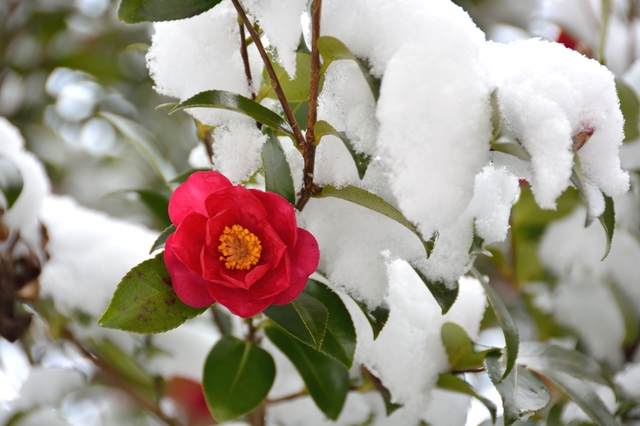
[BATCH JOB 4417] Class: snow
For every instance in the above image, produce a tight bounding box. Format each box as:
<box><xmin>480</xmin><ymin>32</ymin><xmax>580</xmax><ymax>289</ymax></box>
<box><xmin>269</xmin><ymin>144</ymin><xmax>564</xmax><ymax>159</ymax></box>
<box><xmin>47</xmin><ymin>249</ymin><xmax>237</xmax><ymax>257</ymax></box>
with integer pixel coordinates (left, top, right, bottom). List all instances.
<box><xmin>209</xmin><ymin>121</ymin><xmax>267</xmax><ymax>183</ymax></box>
<box><xmin>39</xmin><ymin>195</ymin><xmax>157</xmax><ymax>319</ymax></box>
<box><xmin>147</xmin><ymin>0</ymin><xmax>263</xmax><ymax>126</ymax></box>
<box><xmin>349</xmin><ymin>268</ymin><xmax>486</xmax><ymax>423</ymax></box>
<box><xmin>242</xmin><ymin>0</ymin><xmax>307</xmax><ymax>78</ymax></box>
<box><xmin>488</xmin><ymin>38</ymin><xmax>629</xmax><ymax>209</ymax></box>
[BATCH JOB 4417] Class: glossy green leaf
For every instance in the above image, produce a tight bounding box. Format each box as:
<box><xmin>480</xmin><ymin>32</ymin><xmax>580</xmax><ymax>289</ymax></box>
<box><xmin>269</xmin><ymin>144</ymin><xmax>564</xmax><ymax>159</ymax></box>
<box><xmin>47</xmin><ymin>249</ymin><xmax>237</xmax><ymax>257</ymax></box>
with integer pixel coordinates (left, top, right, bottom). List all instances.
<box><xmin>98</xmin><ymin>253</ymin><xmax>207</xmax><ymax>334</ymax></box>
<box><xmin>118</xmin><ymin>0</ymin><xmax>221</xmax><ymax>24</ymax></box>
<box><xmin>202</xmin><ymin>336</ymin><xmax>275</xmax><ymax>422</ymax></box>
<box><xmin>257</xmin><ymin>52</ymin><xmax>311</xmax><ymax>102</ymax></box>
<box><xmin>598</xmin><ymin>195</ymin><xmax>615</xmax><ymax>261</ymax></box>
<box><xmin>304</xmin><ymin>279</ymin><xmax>356</xmax><ymax>368</ymax></box>
<box><xmin>111</xmin><ymin>189</ymin><xmax>170</xmax><ymax>229</ymax></box>
<box><xmin>518</xmin><ymin>342</ymin><xmax>610</xmax><ymax>386</ymax></box>
<box><xmin>315</xmin><ymin>185</ymin><xmax>434</xmax><ymax>258</ymax></box>
<box><xmin>263</xmin><ymin>292</ymin><xmax>328</xmax><ymax>350</ymax></box>
<box><xmin>149</xmin><ymin>224</ymin><xmax>175</xmax><ymax>254</ymax></box>
<box><xmin>100</xmin><ymin>112</ymin><xmax>176</xmax><ymax>182</ymax></box>
<box><xmin>411</xmin><ymin>264</ymin><xmax>459</xmax><ymax>314</ymax></box>
<box><xmin>265</xmin><ymin>324</ymin><xmax>349</xmax><ymax>420</ymax></box>
<box><xmin>317</xmin><ymin>36</ymin><xmax>381</xmax><ymax>100</ymax></box>
<box><xmin>168</xmin><ymin>167</ymin><xmax>211</xmax><ymax>185</ymax></box>
<box><xmin>441</xmin><ymin>322</ymin><xmax>500</xmax><ymax>371</ymax></box>
<box><xmin>616</xmin><ymin>77</ymin><xmax>640</xmax><ymax>142</ymax></box>
<box><xmin>314</xmin><ymin>120</ymin><xmax>371</xmax><ymax>179</ymax></box>
<box><xmin>437</xmin><ymin>373</ymin><xmax>497</xmax><ymax>424</ymax></box>
<box><xmin>486</xmin><ymin>355</ymin><xmax>551</xmax><ymax>426</ymax></box>
<box><xmin>262</xmin><ymin>129</ymin><xmax>295</xmax><ymax>205</ymax></box>
<box><xmin>169</xmin><ymin>90</ymin><xmax>294</xmax><ymax>138</ymax></box>
<box><xmin>537</xmin><ymin>368</ymin><xmax>619</xmax><ymax>426</ymax></box>
<box><xmin>290</xmin><ymin>101</ymin><xmax>309</xmax><ymax>131</ymax></box>
<box><xmin>354</xmin><ymin>298</ymin><xmax>389</xmax><ymax>340</ymax></box>
<box><xmin>471</xmin><ymin>267</ymin><xmax>519</xmax><ymax>381</ymax></box>
<box><xmin>0</xmin><ymin>156</ymin><xmax>23</xmax><ymax>210</ymax></box>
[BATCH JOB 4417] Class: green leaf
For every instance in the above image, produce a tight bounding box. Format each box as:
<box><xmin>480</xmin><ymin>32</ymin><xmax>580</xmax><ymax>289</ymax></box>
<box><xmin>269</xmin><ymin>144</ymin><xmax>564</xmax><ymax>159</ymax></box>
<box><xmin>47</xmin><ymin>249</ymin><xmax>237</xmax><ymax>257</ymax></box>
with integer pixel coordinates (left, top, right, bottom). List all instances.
<box><xmin>149</xmin><ymin>224</ymin><xmax>175</xmax><ymax>254</ymax></box>
<box><xmin>471</xmin><ymin>267</ymin><xmax>519</xmax><ymax>381</ymax></box>
<box><xmin>315</xmin><ymin>185</ymin><xmax>435</xmax><ymax>258</ymax></box>
<box><xmin>100</xmin><ymin>112</ymin><xmax>176</xmax><ymax>182</ymax></box>
<box><xmin>616</xmin><ymin>78</ymin><xmax>640</xmax><ymax>142</ymax></box>
<box><xmin>491</xmin><ymin>139</ymin><xmax>531</xmax><ymax>161</ymax></box>
<box><xmin>168</xmin><ymin>168</ymin><xmax>211</xmax><ymax>185</ymax></box>
<box><xmin>441</xmin><ymin>322</ymin><xmax>500</xmax><ymax>370</ymax></box>
<box><xmin>354</xmin><ymin>298</ymin><xmax>389</xmax><ymax>340</ymax></box>
<box><xmin>89</xmin><ymin>338</ymin><xmax>155</xmax><ymax>392</ymax></box>
<box><xmin>0</xmin><ymin>156</ymin><xmax>23</xmax><ymax>210</ymax></box>
<box><xmin>265</xmin><ymin>324</ymin><xmax>349</xmax><ymax>420</ymax></box>
<box><xmin>98</xmin><ymin>253</ymin><xmax>207</xmax><ymax>334</ymax></box>
<box><xmin>262</xmin><ymin>129</ymin><xmax>295</xmax><ymax>205</ymax></box>
<box><xmin>518</xmin><ymin>342</ymin><xmax>611</xmax><ymax>386</ymax></box>
<box><xmin>537</xmin><ymin>368</ymin><xmax>619</xmax><ymax>426</ymax></box>
<box><xmin>117</xmin><ymin>0</ymin><xmax>222</xmax><ymax>24</ymax></box>
<box><xmin>598</xmin><ymin>195</ymin><xmax>615</xmax><ymax>261</ymax></box>
<box><xmin>169</xmin><ymin>90</ymin><xmax>295</xmax><ymax>138</ymax></box>
<box><xmin>317</xmin><ymin>36</ymin><xmax>381</xmax><ymax>101</ymax></box>
<box><xmin>290</xmin><ymin>101</ymin><xmax>309</xmax><ymax>131</ymax></box>
<box><xmin>257</xmin><ymin>52</ymin><xmax>311</xmax><ymax>102</ymax></box>
<box><xmin>546</xmin><ymin>401</ymin><xmax>564</xmax><ymax>426</ymax></box>
<box><xmin>202</xmin><ymin>336</ymin><xmax>275</xmax><ymax>422</ymax></box>
<box><xmin>111</xmin><ymin>189</ymin><xmax>171</xmax><ymax>229</ymax></box>
<box><xmin>570</xmin><ymin>150</ymin><xmax>597</xmax><ymax>227</ymax></box>
<box><xmin>304</xmin><ymin>279</ymin><xmax>356</xmax><ymax>368</ymax></box>
<box><xmin>314</xmin><ymin>120</ymin><xmax>371</xmax><ymax>180</ymax></box>
<box><xmin>486</xmin><ymin>355</ymin><xmax>551</xmax><ymax>426</ymax></box>
<box><xmin>263</xmin><ymin>292</ymin><xmax>329</xmax><ymax>350</ymax></box>
<box><xmin>411</xmin><ymin>263</ymin><xmax>459</xmax><ymax>314</ymax></box>
<box><xmin>437</xmin><ymin>373</ymin><xmax>497</xmax><ymax>424</ymax></box>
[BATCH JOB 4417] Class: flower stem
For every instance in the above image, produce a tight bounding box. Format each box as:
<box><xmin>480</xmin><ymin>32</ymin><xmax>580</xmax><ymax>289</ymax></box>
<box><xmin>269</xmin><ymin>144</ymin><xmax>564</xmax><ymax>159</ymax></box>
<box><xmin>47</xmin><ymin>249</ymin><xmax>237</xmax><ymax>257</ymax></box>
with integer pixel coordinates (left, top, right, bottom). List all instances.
<box><xmin>295</xmin><ymin>0</ymin><xmax>323</xmax><ymax>211</ymax></box>
<box><xmin>230</xmin><ymin>0</ymin><xmax>305</xmax><ymax>147</ymax></box>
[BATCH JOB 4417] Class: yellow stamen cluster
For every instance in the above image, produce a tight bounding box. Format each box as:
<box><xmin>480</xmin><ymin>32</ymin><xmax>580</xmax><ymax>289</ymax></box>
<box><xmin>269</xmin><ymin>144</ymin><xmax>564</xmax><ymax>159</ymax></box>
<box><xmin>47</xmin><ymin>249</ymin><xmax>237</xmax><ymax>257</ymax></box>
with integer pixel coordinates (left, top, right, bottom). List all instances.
<box><xmin>218</xmin><ymin>224</ymin><xmax>262</xmax><ymax>270</ymax></box>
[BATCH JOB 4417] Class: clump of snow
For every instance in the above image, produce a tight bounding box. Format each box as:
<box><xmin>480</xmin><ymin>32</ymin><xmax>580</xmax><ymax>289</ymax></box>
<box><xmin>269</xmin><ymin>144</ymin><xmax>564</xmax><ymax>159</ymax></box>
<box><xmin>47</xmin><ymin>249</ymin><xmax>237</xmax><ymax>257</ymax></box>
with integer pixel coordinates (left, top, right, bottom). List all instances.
<box><xmin>411</xmin><ymin>165</ymin><xmax>519</xmax><ymax>287</ymax></box>
<box><xmin>489</xmin><ymin>38</ymin><xmax>629</xmax><ymax>209</ymax></box>
<box><xmin>0</xmin><ymin>117</ymin><xmax>49</xmax><ymax>248</ymax></box>
<box><xmin>615</xmin><ymin>362</ymin><xmax>640</xmax><ymax>399</ymax></box>
<box><xmin>10</xmin><ymin>368</ymin><xmax>85</xmax><ymax>412</ymax></box>
<box><xmin>348</xmin><ymin>267</ymin><xmax>486</xmax><ymax>423</ymax></box>
<box><xmin>242</xmin><ymin>0</ymin><xmax>307</xmax><ymax>77</ymax></box>
<box><xmin>209</xmin><ymin>121</ymin><xmax>266</xmax><ymax>183</ymax></box>
<box><xmin>301</xmin><ymin>197</ymin><xmax>423</xmax><ymax>309</ymax></box>
<box><xmin>147</xmin><ymin>0</ymin><xmax>263</xmax><ymax>126</ymax></box>
<box><xmin>376</xmin><ymin>4</ymin><xmax>492</xmax><ymax>239</ymax></box>
<box><xmin>39</xmin><ymin>195</ymin><xmax>157</xmax><ymax>319</ymax></box>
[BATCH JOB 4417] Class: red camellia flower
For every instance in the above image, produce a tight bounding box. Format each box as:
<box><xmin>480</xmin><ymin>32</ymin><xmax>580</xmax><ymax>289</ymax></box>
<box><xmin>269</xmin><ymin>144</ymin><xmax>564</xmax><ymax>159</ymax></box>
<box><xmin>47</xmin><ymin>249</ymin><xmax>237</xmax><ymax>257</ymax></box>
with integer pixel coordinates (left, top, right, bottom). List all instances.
<box><xmin>164</xmin><ymin>171</ymin><xmax>320</xmax><ymax>318</ymax></box>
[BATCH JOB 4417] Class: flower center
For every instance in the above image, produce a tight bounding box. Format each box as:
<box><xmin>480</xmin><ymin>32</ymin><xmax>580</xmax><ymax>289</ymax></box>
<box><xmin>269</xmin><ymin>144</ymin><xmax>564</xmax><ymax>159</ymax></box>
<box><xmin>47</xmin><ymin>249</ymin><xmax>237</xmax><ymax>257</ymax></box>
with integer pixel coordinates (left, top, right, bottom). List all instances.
<box><xmin>218</xmin><ymin>224</ymin><xmax>262</xmax><ymax>270</ymax></box>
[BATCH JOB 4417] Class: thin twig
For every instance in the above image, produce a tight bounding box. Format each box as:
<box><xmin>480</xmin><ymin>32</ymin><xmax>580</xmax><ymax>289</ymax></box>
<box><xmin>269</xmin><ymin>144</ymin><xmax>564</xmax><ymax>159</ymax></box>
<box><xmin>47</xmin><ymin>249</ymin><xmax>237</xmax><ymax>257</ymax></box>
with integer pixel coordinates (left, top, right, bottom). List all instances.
<box><xmin>452</xmin><ymin>367</ymin><xmax>487</xmax><ymax>374</ymax></box>
<box><xmin>266</xmin><ymin>391</ymin><xmax>307</xmax><ymax>405</ymax></box>
<box><xmin>238</xmin><ymin>17</ymin><xmax>255</xmax><ymax>100</ymax></box>
<box><xmin>230</xmin><ymin>0</ymin><xmax>305</xmax><ymax>147</ymax></box>
<box><xmin>62</xmin><ymin>331</ymin><xmax>183</xmax><ymax>426</ymax></box>
<box><xmin>295</xmin><ymin>0</ymin><xmax>323</xmax><ymax>211</ymax></box>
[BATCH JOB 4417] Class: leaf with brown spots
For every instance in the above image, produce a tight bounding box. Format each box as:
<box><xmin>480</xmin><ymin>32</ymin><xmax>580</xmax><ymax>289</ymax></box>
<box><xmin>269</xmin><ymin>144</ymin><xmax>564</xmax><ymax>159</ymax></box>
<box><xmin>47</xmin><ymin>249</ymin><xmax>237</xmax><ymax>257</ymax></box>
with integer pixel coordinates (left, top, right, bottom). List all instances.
<box><xmin>98</xmin><ymin>253</ymin><xmax>207</xmax><ymax>334</ymax></box>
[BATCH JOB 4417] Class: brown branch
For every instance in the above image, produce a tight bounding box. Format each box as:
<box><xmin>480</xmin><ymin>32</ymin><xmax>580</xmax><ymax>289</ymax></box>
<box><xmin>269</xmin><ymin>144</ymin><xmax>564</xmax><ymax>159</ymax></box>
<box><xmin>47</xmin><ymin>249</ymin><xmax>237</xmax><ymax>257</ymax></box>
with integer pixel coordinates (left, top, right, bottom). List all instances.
<box><xmin>295</xmin><ymin>0</ymin><xmax>323</xmax><ymax>211</ymax></box>
<box><xmin>238</xmin><ymin>17</ymin><xmax>255</xmax><ymax>100</ymax></box>
<box><xmin>230</xmin><ymin>0</ymin><xmax>305</xmax><ymax>147</ymax></box>
<box><xmin>62</xmin><ymin>331</ymin><xmax>183</xmax><ymax>426</ymax></box>
<box><xmin>266</xmin><ymin>391</ymin><xmax>307</xmax><ymax>405</ymax></box>
<box><xmin>452</xmin><ymin>367</ymin><xmax>486</xmax><ymax>375</ymax></box>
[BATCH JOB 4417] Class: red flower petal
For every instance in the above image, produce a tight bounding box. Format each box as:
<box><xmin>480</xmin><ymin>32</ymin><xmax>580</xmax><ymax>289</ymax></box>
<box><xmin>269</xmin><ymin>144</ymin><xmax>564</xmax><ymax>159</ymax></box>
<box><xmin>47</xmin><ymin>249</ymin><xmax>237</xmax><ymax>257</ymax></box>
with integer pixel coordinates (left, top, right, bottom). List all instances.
<box><xmin>165</xmin><ymin>234</ymin><xmax>215</xmax><ymax>308</ymax></box>
<box><xmin>169</xmin><ymin>172</ymin><xmax>232</xmax><ymax>226</ymax></box>
<box><xmin>204</xmin><ymin>186</ymin><xmax>267</xmax><ymax>228</ymax></box>
<box><xmin>250</xmin><ymin>189</ymin><xmax>298</xmax><ymax>248</ymax></box>
<box><xmin>171</xmin><ymin>212</ymin><xmax>208</xmax><ymax>275</ymax></box>
<box><xmin>206</xmin><ymin>283</ymin><xmax>276</xmax><ymax>318</ymax></box>
<box><xmin>247</xmin><ymin>255</ymin><xmax>290</xmax><ymax>300</ymax></box>
<box><xmin>273</xmin><ymin>228</ymin><xmax>320</xmax><ymax>305</ymax></box>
